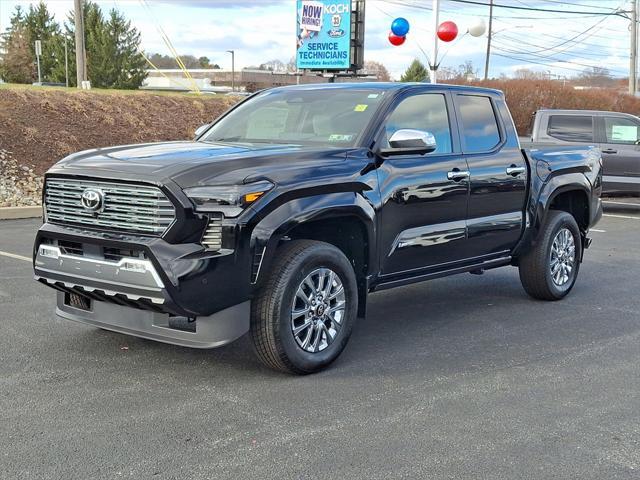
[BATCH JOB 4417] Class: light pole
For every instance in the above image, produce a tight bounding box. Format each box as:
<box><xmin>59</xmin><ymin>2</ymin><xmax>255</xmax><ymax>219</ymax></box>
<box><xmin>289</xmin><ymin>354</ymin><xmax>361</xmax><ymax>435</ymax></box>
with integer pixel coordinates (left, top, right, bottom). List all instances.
<box><xmin>35</xmin><ymin>40</ymin><xmax>42</xmax><ymax>84</ymax></box>
<box><xmin>227</xmin><ymin>50</ymin><xmax>235</xmax><ymax>92</ymax></box>
<box><xmin>430</xmin><ymin>0</ymin><xmax>440</xmax><ymax>84</ymax></box>
<box><xmin>64</xmin><ymin>37</ymin><xmax>69</xmax><ymax>88</ymax></box>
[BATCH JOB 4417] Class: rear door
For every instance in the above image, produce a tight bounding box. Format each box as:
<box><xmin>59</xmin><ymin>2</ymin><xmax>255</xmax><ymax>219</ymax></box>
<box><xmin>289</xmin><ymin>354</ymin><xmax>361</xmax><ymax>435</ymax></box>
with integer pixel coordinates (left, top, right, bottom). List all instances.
<box><xmin>454</xmin><ymin>94</ymin><xmax>527</xmax><ymax>258</ymax></box>
<box><xmin>597</xmin><ymin>115</ymin><xmax>640</xmax><ymax>192</ymax></box>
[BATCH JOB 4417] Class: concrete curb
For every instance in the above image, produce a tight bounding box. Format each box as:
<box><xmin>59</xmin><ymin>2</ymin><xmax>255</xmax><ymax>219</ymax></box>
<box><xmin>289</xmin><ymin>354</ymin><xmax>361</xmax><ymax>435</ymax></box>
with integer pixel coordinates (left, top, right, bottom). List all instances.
<box><xmin>0</xmin><ymin>206</ymin><xmax>42</xmax><ymax>220</ymax></box>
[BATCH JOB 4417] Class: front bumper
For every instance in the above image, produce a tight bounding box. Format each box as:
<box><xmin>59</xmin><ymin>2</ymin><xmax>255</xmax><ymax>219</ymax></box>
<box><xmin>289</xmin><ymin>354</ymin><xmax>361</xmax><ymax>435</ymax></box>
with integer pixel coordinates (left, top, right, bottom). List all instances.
<box><xmin>36</xmin><ymin>244</ymin><xmax>166</xmax><ymax>304</ymax></box>
<box><xmin>34</xmin><ymin>222</ymin><xmax>253</xmax><ymax>318</ymax></box>
<box><xmin>57</xmin><ymin>292</ymin><xmax>249</xmax><ymax>348</ymax></box>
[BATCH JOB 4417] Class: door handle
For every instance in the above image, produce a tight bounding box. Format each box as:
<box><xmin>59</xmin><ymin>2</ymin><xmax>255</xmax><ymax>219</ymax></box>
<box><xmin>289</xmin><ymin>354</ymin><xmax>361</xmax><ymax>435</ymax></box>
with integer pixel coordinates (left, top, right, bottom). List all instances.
<box><xmin>447</xmin><ymin>169</ymin><xmax>470</xmax><ymax>181</ymax></box>
<box><xmin>601</xmin><ymin>148</ymin><xmax>617</xmax><ymax>154</ymax></box>
<box><xmin>506</xmin><ymin>165</ymin><xmax>526</xmax><ymax>176</ymax></box>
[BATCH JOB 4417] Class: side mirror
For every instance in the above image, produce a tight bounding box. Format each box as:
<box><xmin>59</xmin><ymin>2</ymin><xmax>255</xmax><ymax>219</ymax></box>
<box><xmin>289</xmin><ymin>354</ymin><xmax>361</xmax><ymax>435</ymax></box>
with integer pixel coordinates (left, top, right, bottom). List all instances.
<box><xmin>194</xmin><ymin>123</ymin><xmax>210</xmax><ymax>139</ymax></box>
<box><xmin>378</xmin><ymin>129</ymin><xmax>437</xmax><ymax>157</ymax></box>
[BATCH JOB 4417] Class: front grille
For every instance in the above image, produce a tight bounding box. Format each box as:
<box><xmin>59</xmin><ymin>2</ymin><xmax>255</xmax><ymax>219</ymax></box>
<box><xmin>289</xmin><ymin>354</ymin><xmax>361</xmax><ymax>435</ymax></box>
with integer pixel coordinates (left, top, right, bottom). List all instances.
<box><xmin>201</xmin><ymin>214</ymin><xmax>223</xmax><ymax>250</ymax></box>
<box><xmin>45</xmin><ymin>178</ymin><xmax>176</xmax><ymax>236</ymax></box>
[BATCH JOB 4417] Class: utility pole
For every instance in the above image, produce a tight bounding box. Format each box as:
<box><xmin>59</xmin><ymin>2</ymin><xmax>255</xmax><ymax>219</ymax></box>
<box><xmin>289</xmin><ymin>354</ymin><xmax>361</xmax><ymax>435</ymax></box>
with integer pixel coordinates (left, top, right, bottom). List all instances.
<box><xmin>630</xmin><ymin>0</ymin><xmax>638</xmax><ymax>95</ymax></box>
<box><xmin>74</xmin><ymin>0</ymin><xmax>87</xmax><ymax>88</ymax></box>
<box><xmin>227</xmin><ymin>50</ymin><xmax>235</xmax><ymax>92</ymax></box>
<box><xmin>484</xmin><ymin>0</ymin><xmax>494</xmax><ymax>80</ymax></box>
<box><xmin>430</xmin><ymin>0</ymin><xmax>440</xmax><ymax>84</ymax></box>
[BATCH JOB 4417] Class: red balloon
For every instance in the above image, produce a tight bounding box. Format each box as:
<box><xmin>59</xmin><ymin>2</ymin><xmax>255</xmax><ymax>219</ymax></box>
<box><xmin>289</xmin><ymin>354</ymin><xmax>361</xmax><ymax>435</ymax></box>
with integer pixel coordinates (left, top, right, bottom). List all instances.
<box><xmin>388</xmin><ymin>31</ymin><xmax>406</xmax><ymax>46</ymax></box>
<box><xmin>437</xmin><ymin>21</ymin><xmax>458</xmax><ymax>42</ymax></box>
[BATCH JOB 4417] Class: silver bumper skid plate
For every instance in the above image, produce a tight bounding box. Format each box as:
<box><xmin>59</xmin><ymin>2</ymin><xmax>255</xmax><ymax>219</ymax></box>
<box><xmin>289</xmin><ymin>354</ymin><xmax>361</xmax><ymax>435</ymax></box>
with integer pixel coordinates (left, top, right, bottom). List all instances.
<box><xmin>35</xmin><ymin>244</ymin><xmax>165</xmax><ymax>304</ymax></box>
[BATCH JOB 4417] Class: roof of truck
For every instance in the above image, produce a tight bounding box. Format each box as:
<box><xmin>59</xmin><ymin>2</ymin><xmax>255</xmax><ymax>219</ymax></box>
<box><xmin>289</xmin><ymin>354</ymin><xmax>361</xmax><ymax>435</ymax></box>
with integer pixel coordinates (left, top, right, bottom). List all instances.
<box><xmin>536</xmin><ymin>109</ymin><xmax>637</xmax><ymax>116</ymax></box>
<box><xmin>268</xmin><ymin>82</ymin><xmax>504</xmax><ymax>96</ymax></box>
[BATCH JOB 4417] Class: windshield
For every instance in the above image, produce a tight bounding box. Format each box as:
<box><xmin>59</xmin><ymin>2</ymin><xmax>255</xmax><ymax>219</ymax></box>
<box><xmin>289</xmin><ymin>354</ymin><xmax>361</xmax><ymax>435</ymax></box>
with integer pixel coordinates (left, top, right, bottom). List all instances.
<box><xmin>200</xmin><ymin>88</ymin><xmax>386</xmax><ymax>148</ymax></box>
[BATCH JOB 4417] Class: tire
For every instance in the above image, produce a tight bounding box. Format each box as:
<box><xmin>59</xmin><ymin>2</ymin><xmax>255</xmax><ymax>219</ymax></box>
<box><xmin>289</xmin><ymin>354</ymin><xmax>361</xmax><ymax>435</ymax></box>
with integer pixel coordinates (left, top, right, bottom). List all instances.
<box><xmin>250</xmin><ymin>240</ymin><xmax>358</xmax><ymax>374</ymax></box>
<box><xmin>518</xmin><ymin>210</ymin><xmax>581</xmax><ymax>301</ymax></box>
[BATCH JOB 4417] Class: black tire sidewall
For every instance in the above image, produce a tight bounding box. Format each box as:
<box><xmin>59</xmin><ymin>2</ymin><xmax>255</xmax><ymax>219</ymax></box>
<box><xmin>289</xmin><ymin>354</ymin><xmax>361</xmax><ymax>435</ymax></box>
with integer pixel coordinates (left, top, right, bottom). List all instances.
<box><xmin>275</xmin><ymin>244</ymin><xmax>358</xmax><ymax>373</ymax></box>
<box><xmin>544</xmin><ymin>213</ymin><xmax>581</xmax><ymax>298</ymax></box>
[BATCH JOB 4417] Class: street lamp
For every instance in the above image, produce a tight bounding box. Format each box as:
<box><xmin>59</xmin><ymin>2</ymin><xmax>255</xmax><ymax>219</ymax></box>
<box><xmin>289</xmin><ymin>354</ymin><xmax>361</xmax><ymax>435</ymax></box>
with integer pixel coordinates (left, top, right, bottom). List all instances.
<box><xmin>226</xmin><ymin>50</ymin><xmax>235</xmax><ymax>92</ymax></box>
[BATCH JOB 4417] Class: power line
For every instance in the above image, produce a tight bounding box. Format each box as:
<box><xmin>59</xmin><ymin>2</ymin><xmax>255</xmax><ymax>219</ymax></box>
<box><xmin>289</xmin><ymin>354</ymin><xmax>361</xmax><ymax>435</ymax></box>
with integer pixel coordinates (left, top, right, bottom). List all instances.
<box><xmin>492</xmin><ymin>52</ymin><xmax>609</xmax><ymax>74</ymax></box>
<box><xmin>446</xmin><ymin>0</ymin><xmax>627</xmax><ymax>17</ymax></box>
<box><xmin>380</xmin><ymin>0</ymin><xmax>628</xmax><ymax>20</ymax></box>
<box><xmin>491</xmin><ymin>43</ymin><xmax>628</xmax><ymax>75</ymax></box>
<box><xmin>496</xmin><ymin>34</ymin><xmax>625</xmax><ymax>58</ymax></box>
<box><xmin>532</xmin><ymin>0</ymin><xmax>623</xmax><ymax>10</ymax></box>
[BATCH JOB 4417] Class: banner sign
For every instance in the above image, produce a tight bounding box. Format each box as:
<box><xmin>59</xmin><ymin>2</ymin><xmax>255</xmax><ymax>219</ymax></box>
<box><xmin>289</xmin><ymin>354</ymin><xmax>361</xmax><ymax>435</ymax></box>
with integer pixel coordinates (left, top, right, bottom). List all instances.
<box><xmin>296</xmin><ymin>0</ymin><xmax>352</xmax><ymax>70</ymax></box>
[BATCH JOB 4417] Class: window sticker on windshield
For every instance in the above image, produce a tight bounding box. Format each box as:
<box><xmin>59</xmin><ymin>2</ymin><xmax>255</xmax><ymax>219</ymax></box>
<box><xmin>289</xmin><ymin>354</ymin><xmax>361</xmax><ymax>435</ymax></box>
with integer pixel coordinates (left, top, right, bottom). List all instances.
<box><xmin>354</xmin><ymin>104</ymin><xmax>368</xmax><ymax>112</ymax></box>
<box><xmin>367</xmin><ymin>93</ymin><xmax>379</xmax><ymax>99</ymax></box>
<box><xmin>611</xmin><ymin>125</ymin><xmax>638</xmax><ymax>141</ymax></box>
<box><xmin>328</xmin><ymin>134</ymin><xmax>354</xmax><ymax>142</ymax></box>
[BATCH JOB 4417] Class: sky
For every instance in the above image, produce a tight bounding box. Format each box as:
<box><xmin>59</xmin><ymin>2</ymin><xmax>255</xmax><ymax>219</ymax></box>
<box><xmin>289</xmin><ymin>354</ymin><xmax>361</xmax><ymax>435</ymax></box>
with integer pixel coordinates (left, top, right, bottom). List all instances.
<box><xmin>0</xmin><ymin>0</ymin><xmax>633</xmax><ymax>80</ymax></box>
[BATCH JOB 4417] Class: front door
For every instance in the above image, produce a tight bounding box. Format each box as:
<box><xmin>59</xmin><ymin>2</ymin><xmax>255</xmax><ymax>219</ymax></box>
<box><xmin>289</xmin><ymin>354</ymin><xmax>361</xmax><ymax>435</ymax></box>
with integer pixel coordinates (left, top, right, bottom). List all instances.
<box><xmin>377</xmin><ymin>91</ymin><xmax>470</xmax><ymax>276</ymax></box>
<box><xmin>598</xmin><ymin>115</ymin><xmax>640</xmax><ymax>193</ymax></box>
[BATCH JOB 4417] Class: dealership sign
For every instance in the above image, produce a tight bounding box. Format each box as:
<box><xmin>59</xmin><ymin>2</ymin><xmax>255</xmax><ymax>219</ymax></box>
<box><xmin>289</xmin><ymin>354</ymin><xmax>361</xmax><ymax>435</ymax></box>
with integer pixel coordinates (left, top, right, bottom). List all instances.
<box><xmin>296</xmin><ymin>0</ymin><xmax>352</xmax><ymax>70</ymax></box>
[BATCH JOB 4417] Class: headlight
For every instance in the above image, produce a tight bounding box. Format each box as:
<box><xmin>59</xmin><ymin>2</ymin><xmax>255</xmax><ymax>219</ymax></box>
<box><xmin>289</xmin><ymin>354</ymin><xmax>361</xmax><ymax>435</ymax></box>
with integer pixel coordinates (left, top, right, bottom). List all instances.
<box><xmin>184</xmin><ymin>181</ymin><xmax>273</xmax><ymax>217</ymax></box>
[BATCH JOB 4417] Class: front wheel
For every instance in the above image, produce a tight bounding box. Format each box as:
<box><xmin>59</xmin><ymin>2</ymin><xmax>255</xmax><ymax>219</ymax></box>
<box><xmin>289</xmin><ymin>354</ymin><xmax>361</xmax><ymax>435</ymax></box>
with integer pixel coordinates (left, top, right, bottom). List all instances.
<box><xmin>518</xmin><ymin>210</ymin><xmax>581</xmax><ymax>301</ymax></box>
<box><xmin>250</xmin><ymin>240</ymin><xmax>358</xmax><ymax>374</ymax></box>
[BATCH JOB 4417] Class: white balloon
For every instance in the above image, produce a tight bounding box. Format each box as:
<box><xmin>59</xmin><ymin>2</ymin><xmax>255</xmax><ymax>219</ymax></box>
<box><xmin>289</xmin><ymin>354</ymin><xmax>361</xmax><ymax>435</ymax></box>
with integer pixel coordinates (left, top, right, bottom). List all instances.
<box><xmin>468</xmin><ymin>19</ymin><xmax>486</xmax><ymax>37</ymax></box>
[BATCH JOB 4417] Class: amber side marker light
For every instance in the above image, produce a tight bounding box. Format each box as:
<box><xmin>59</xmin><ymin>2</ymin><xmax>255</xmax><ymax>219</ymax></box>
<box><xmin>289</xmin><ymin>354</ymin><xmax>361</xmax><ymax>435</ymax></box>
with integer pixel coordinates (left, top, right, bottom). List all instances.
<box><xmin>244</xmin><ymin>191</ymin><xmax>265</xmax><ymax>204</ymax></box>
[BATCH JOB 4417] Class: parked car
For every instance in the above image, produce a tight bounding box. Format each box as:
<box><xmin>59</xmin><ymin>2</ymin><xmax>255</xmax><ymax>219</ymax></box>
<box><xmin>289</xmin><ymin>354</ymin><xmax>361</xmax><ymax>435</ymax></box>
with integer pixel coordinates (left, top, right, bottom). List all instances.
<box><xmin>34</xmin><ymin>83</ymin><xmax>603</xmax><ymax>374</ymax></box>
<box><xmin>523</xmin><ymin>109</ymin><xmax>640</xmax><ymax>195</ymax></box>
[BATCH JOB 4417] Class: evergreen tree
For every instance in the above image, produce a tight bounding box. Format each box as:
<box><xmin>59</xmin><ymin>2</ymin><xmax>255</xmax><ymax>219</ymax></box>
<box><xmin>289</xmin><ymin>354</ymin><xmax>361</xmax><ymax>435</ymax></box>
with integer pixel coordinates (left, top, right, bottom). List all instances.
<box><xmin>24</xmin><ymin>1</ymin><xmax>61</xmax><ymax>82</ymax></box>
<box><xmin>2</xmin><ymin>1</ymin><xmax>146</xmax><ymax>89</ymax></box>
<box><xmin>0</xmin><ymin>23</ymin><xmax>34</xmax><ymax>83</ymax></box>
<box><xmin>0</xmin><ymin>6</ymin><xmax>32</xmax><ymax>83</ymax></box>
<box><xmin>106</xmin><ymin>9</ymin><xmax>146</xmax><ymax>89</ymax></box>
<box><xmin>400</xmin><ymin>59</ymin><xmax>428</xmax><ymax>83</ymax></box>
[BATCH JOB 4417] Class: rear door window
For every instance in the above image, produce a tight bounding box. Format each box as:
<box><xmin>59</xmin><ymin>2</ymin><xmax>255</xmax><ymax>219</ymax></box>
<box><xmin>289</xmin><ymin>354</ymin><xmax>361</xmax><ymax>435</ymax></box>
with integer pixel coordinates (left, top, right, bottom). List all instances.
<box><xmin>547</xmin><ymin>115</ymin><xmax>594</xmax><ymax>142</ymax></box>
<box><xmin>456</xmin><ymin>95</ymin><xmax>501</xmax><ymax>153</ymax></box>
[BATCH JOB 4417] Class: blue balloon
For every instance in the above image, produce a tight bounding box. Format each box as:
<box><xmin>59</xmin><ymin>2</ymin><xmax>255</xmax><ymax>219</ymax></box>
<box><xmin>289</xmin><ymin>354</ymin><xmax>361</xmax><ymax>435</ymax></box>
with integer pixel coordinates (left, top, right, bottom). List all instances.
<box><xmin>391</xmin><ymin>17</ymin><xmax>410</xmax><ymax>37</ymax></box>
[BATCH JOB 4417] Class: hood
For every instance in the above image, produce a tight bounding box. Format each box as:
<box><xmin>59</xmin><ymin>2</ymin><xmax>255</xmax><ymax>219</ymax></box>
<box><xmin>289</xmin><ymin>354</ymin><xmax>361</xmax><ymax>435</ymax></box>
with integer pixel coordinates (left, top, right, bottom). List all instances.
<box><xmin>49</xmin><ymin>141</ymin><xmax>354</xmax><ymax>188</ymax></box>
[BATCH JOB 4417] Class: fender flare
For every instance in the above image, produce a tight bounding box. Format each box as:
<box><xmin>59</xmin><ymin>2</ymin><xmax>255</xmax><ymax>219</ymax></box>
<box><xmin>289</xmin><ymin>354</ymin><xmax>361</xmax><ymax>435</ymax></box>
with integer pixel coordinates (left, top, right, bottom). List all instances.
<box><xmin>249</xmin><ymin>191</ymin><xmax>377</xmax><ymax>287</ymax></box>
<box><xmin>513</xmin><ymin>172</ymin><xmax>591</xmax><ymax>259</ymax></box>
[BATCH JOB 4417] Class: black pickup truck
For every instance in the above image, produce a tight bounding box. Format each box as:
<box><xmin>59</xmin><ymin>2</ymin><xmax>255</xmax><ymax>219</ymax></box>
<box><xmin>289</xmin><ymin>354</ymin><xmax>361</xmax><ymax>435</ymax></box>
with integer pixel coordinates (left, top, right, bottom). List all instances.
<box><xmin>34</xmin><ymin>83</ymin><xmax>603</xmax><ymax>374</ymax></box>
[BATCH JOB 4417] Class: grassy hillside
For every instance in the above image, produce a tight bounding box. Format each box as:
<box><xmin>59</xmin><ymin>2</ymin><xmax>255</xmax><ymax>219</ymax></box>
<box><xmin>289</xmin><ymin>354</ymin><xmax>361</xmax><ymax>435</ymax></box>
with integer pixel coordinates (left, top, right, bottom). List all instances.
<box><xmin>0</xmin><ymin>85</ymin><xmax>239</xmax><ymax>175</ymax></box>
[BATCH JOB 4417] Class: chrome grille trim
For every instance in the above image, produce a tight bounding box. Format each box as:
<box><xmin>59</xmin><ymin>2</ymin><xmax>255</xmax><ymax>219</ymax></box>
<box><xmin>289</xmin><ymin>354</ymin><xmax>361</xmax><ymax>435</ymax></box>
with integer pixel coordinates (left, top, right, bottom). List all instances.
<box><xmin>202</xmin><ymin>214</ymin><xmax>223</xmax><ymax>251</ymax></box>
<box><xmin>45</xmin><ymin>178</ymin><xmax>176</xmax><ymax>235</ymax></box>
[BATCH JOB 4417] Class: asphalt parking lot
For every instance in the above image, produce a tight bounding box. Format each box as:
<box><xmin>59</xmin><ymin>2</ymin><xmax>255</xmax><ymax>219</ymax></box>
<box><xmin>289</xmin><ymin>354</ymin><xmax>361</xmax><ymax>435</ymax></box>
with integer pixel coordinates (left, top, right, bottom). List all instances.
<box><xmin>1</xmin><ymin>209</ymin><xmax>639</xmax><ymax>479</ymax></box>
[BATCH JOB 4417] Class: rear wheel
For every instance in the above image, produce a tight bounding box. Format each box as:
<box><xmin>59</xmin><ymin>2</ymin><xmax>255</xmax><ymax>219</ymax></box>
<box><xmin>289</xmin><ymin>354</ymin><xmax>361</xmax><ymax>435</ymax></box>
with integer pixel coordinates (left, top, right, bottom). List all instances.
<box><xmin>518</xmin><ymin>210</ymin><xmax>581</xmax><ymax>301</ymax></box>
<box><xmin>250</xmin><ymin>240</ymin><xmax>358</xmax><ymax>374</ymax></box>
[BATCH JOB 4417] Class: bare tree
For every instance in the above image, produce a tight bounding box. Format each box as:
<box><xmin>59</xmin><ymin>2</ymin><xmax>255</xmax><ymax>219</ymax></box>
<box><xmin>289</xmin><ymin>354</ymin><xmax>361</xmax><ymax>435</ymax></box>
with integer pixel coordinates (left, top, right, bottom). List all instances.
<box><xmin>576</xmin><ymin>66</ymin><xmax>614</xmax><ymax>88</ymax></box>
<box><xmin>362</xmin><ymin>60</ymin><xmax>391</xmax><ymax>81</ymax></box>
<box><xmin>259</xmin><ymin>59</ymin><xmax>286</xmax><ymax>72</ymax></box>
<box><xmin>514</xmin><ymin>68</ymin><xmax>547</xmax><ymax>80</ymax></box>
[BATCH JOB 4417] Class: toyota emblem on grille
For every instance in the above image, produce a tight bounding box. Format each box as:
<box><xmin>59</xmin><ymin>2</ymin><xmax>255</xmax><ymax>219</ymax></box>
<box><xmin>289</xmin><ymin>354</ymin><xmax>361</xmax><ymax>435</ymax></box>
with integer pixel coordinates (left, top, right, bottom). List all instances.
<box><xmin>80</xmin><ymin>188</ymin><xmax>104</xmax><ymax>212</ymax></box>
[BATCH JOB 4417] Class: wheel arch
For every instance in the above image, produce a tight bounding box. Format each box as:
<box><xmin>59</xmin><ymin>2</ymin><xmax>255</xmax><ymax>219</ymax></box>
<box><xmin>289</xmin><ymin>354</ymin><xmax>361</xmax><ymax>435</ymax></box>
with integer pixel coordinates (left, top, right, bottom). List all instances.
<box><xmin>513</xmin><ymin>172</ymin><xmax>592</xmax><ymax>260</ymax></box>
<box><xmin>250</xmin><ymin>192</ymin><xmax>376</xmax><ymax>317</ymax></box>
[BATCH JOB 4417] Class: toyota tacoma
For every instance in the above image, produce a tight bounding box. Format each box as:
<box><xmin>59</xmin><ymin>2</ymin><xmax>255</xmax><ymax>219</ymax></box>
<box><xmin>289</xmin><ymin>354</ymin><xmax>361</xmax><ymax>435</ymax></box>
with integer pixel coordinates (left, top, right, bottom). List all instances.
<box><xmin>34</xmin><ymin>83</ymin><xmax>603</xmax><ymax>374</ymax></box>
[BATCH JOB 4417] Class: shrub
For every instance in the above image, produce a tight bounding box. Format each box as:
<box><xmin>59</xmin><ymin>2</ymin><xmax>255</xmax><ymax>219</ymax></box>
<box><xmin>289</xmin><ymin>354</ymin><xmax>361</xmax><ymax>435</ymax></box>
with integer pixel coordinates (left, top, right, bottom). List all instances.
<box><xmin>447</xmin><ymin>79</ymin><xmax>640</xmax><ymax>135</ymax></box>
